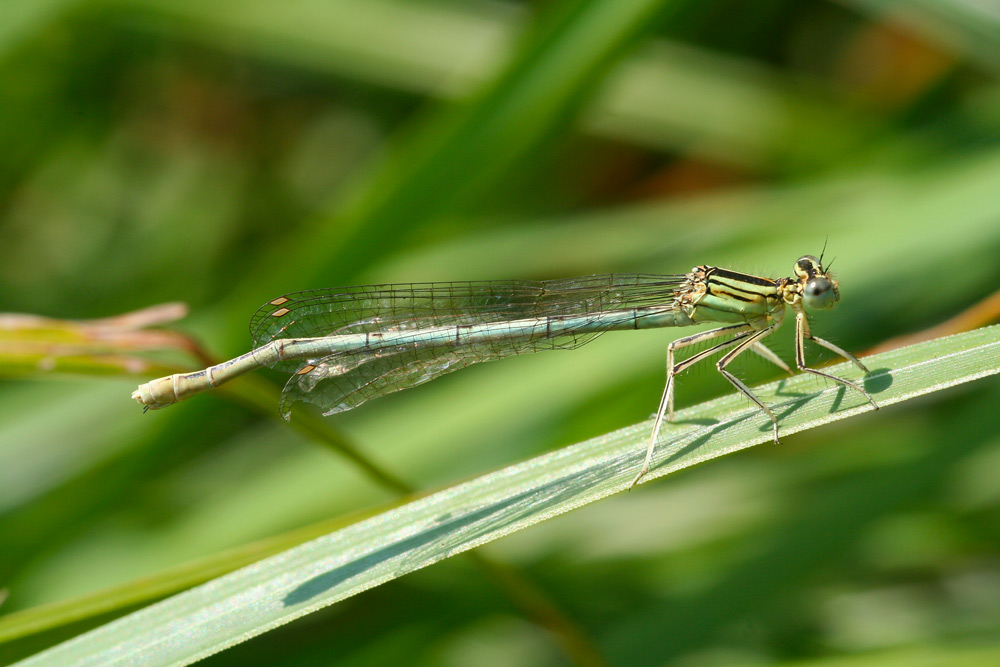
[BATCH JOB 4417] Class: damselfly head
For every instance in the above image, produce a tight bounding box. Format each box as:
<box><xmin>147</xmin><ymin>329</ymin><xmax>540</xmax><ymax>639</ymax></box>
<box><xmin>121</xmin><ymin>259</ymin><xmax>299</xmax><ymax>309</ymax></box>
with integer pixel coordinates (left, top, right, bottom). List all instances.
<box><xmin>795</xmin><ymin>255</ymin><xmax>840</xmax><ymax>310</ymax></box>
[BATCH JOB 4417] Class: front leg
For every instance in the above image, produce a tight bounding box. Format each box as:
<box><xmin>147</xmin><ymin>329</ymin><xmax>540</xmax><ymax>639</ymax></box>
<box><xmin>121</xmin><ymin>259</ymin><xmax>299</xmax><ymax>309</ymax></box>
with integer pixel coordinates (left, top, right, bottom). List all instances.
<box><xmin>794</xmin><ymin>309</ymin><xmax>879</xmax><ymax>410</ymax></box>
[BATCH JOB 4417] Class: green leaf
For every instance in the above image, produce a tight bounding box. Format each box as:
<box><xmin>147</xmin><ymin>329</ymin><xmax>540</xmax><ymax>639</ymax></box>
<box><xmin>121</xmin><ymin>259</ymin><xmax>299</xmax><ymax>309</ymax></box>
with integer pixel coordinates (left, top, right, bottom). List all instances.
<box><xmin>14</xmin><ymin>326</ymin><xmax>1000</xmax><ymax>666</ymax></box>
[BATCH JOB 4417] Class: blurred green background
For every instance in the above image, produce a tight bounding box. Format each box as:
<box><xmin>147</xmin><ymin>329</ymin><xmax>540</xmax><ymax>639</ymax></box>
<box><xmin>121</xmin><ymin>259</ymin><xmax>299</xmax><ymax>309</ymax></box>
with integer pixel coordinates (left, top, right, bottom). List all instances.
<box><xmin>2</xmin><ymin>0</ymin><xmax>1000</xmax><ymax>664</ymax></box>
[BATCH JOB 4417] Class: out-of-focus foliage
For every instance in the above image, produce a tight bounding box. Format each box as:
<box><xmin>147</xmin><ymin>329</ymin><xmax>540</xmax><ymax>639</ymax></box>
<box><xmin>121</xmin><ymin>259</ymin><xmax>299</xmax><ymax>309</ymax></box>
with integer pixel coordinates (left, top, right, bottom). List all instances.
<box><xmin>1</xmin><ymin>0</ymin><xmax>999</xmax><ymax>665</ymax></box>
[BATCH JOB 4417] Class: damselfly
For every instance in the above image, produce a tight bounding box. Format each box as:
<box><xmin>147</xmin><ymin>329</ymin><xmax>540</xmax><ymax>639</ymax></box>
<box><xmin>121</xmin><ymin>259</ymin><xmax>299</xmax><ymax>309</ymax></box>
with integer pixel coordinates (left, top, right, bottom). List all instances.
<box><xmin>133</xmin><ymin>254</ymin><xmax>878</xmax><ymax>486</ymax></box>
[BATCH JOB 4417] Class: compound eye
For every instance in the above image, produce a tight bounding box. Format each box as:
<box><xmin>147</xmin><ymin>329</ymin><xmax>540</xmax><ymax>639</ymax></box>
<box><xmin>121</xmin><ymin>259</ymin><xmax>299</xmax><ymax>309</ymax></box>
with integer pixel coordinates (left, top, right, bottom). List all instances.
<box><xmin>803</xmin><ymin>277</ymin><xmax>837</xmax><ymax>309</ymax></box>
<box><xmin>794</xmin><ymin>255</ymin><xmax>821</xmax><ymax>279</ymax></box>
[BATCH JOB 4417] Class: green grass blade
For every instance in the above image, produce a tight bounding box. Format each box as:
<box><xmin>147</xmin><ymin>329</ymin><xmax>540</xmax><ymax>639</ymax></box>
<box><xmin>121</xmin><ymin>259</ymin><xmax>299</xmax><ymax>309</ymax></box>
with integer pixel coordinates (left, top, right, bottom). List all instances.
<box><xmin>0</xmin><ymin>511</ymin><xmax>370</xmax><ymax>647</ymax></box>
<box><xmin>14</xmin><ymin>326</ymin><xmax>1000</xmax><ymax>667</ymax></box>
